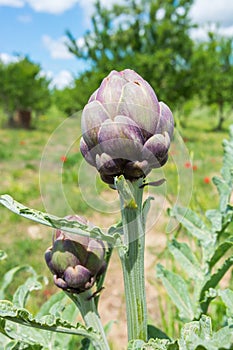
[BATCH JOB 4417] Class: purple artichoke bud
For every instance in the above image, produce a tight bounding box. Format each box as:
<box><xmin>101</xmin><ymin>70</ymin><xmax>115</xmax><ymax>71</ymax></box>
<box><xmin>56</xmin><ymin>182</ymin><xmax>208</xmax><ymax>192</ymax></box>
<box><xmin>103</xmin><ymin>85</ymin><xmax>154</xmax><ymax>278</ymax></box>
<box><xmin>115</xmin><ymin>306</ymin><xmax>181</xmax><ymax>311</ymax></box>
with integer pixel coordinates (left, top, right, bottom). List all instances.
<box><xmin>45</xmin><ymin>215</ymin><xmax>106</xmax><ymax>294</ymax></box>
<box><xmin>80</xmin><ymin>69</ymin><xmax>174</xmax><ymax>185</ymax></box>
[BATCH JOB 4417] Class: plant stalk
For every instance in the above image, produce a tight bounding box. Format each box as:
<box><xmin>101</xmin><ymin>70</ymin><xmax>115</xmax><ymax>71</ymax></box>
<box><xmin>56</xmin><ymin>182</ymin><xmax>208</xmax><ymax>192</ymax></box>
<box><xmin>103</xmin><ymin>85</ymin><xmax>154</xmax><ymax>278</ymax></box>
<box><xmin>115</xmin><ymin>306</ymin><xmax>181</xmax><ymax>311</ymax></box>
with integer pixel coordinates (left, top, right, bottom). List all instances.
<box><xmin>117</xmin><ymin>179</ymin><xmax>148</xmax><ymax>341</ymax></box>
<box><xmin>67</xmin><ymin>291</ymin><xmax>110</xmax><ymax>350</ymax></box>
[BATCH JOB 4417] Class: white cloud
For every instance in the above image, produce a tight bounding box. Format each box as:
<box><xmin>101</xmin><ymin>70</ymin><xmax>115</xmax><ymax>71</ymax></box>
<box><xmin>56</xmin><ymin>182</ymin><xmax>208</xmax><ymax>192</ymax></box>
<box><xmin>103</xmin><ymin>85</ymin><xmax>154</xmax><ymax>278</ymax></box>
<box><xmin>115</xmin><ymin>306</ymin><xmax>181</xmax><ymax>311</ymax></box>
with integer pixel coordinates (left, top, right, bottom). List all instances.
<box><xmin>0</xmin><ymin>53</ymin><xmax>19</xmax><ymax>64</ymax></box>
<box><xmin>219</xmin><ymin>25</ymin><xmax>233</xmax><ymax>37</ymax></box>
<box><xmin>51</xmin><ymin>70</ymin><xmax>74</xmax><ymax>89</ymax></box>
<box><xmin>191</xmin><ymin>0</ymin><xmax>233</xmax><ymax>27</ymax></box>
<box><xmin>42</xmin><ymin>35</ymin><xmax>73</xmax><ymax>60</ymax></box>
<box><xmin>0</xmin><ymin>0</ymin><xmax>79</xmax><ymax>13</ymax></box>
<box><xmin>26</xmin><ymin>0</ymin><xmax>78</xmax><ymax>14</ymax></box>
<box><xmin>0</xmin><ymin>0</ymin><xmax>23</xmax><ymax>7</ymax></box>
<box><xmin>40</xmin><ymin>69</ymin><xmax>74</xmax><ymax>89</ymax></box>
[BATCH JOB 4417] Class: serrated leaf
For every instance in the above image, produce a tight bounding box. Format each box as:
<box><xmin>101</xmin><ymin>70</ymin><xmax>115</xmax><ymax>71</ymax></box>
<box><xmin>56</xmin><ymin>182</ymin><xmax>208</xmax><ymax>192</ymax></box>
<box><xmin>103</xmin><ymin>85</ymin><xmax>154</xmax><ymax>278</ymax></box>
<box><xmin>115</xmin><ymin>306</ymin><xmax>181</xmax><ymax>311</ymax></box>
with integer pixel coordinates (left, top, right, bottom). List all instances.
<box><xmin>179</xmin><ymin>315</ymin><xmax>233</xmax><ymax>350</ymax></box>
<box><xmin>169</xmin><ymin>206</ymin><xmax>214</xmax><ymax>244</ymax></box>
<box><xmin>168</xmin><ymin>240</ymin><xmax>202</xmax><ymax>280</ymax></box>
<box><xmin>128</xmin><ymin>339</ymin><xmax>177</xmax><ymax>350</ymax></box>
<box><xmin>222</xmin><ymin>204</ymin><xmax>233</xmax><ymax>230</ymax></box>
<box><xmin>212</xmin><ymin>176</ymin><xmax>231</xmax><ymax>213</ymax></box>
<box><xmin>0</xmin><ymin>195</ymin><xmax>115</xmax><ymax>243</ymax></box>
<box><xmin>5</xmin><ymin>340</ymin><xmax>43</xmax><ymax>350</ymax></box>
<box><xmin>0</xmin><ymin>317</ymin><xmax>9</xmax><ymax>338</ymax></box>
<box><xmin>157</xmin><ymin>264</ymin><xmax>194</xmax><ymax>320</ymax></box>
<box><xmin>205</xmin><ymin>209</ymin><xmax>223</xmax><ymax>232</ymax></box>
<box><xmin>219</xmin><ymin>289</ymin><xmax>233</xmax><ymax>315</ymax></box>
<box><xmin>115</xmin><ymin>176</ymin><xmax>138</xmax><ymax>209</ymax></box>
<box><xmin>0</xmin><ymin>266</ymin><xmax>36</xmax><ymax>300</ymax></box>
<box><xmin>147</xmin><ymin>324</ymin><xmax>170</xmax><ymax>340</ymax></box>
<box><xmin>200</xmin><ymin>257</ymin><xmax>233</xmax><ymax>313</ymax></box>
<box><xmin>0</xmin><ymin>300</ymin><xmax>98</xmax><ymax>341</ymax></box>
<box><xmin>127</xmin><ymin>339</ymin><xmax>145</xmax><ymax>350</ymax></box>
<box><xmin>13</xmin><ymin>277</ymin><xmax>43</xmax><ymax>308</ymax></box>
<box><xmin>221</xmin><ymin>127</ymin><xmax>233</xmax><ymax>184</ymax></box>
<box><xmin>208</xmin><ymin>237</ymin><xmax>233</xmax><ymax>270</ymax></box>
<box><xmin>36</xmin><ymin>292</ymin><xmax>66</xmax><ymax>318</ymax></box>
<box><xmin>142</xmin><ymin>196</ymin><xmax>154</xmax><ymax>230</ymax></box>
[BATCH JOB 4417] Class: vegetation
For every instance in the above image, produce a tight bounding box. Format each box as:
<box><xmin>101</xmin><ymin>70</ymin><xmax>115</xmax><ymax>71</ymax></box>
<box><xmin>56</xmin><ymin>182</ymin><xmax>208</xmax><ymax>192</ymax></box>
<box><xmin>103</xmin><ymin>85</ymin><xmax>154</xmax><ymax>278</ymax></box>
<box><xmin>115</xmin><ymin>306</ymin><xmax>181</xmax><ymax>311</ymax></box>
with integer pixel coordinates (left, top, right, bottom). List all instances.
<box><xmin>0</xmin><ymin>0</ymin><xmax>233</xmax><ymax>348</ymax></box>
<box><xmin>0</xmin><ymin>56</ymin><xmax>51</xmax><ymax>128</ymax></box>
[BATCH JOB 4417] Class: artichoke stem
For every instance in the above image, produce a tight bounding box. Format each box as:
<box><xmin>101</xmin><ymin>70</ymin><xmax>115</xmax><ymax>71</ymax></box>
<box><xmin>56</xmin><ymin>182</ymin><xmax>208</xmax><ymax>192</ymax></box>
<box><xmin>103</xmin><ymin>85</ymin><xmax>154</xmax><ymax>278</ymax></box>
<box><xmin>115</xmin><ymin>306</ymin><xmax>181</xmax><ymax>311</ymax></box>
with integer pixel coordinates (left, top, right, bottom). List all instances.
<box><xmin>118</xmin><ymin>179</ymin><xmax>148</xmax><ymax>341</ymax></box>
<box><xmin>67</xmin><ymin>290</ymin><xmax>110</xmax><ymax>350</ymax></box>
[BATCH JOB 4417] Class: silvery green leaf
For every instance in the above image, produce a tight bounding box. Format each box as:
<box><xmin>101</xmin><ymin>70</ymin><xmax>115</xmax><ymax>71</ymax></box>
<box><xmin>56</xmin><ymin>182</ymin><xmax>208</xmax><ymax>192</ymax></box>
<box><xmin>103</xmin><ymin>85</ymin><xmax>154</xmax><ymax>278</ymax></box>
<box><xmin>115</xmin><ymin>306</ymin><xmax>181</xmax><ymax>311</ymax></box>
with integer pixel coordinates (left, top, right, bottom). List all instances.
<box><xmin>0</xmin><ymin>195</ymin><xmax>115</xmax><ymax>243</ymax></box>
<box><xmin>13</xmin><ymin>277</ymin><xmax>43</xmax><ymax>308</ymax></box>
<box><xmin>219</xmin><ymin>289</ymin><xmax>233</xmax><ymax>316</ymax></box>
<box><xmin>169</xmin><ymin>206</ymin><xmax>214</xmax><ymax>244</ymax></box>
<box><xmin>5</xmin><ymin>341</ymin><xmax>43</xmax><ymax>350</ymax></box>
<box><xmin>115</xmin><ymin>176</ymin><xmax>138</xmax><ymax>209</ymax></box>
<box><xmin>212</xmin><ymin>176</ymin><xmax>231</xmax><ymax>213</ymax></box>
<box><xmin>208</xmin><ymin>236</ymin><xmax>233</xmax><ymax>270</ymax></box>
<box><xmin>168</xmin><ymin>239</ymin><xmax>202</xmax><ymax>281</ymax></box>
<box><xmin>0</xmin><ymin>265</ymin><xmax>36</xmax><ymax>300</ymax></box>
<box><xmin>157</xmin><ymin>264</ymin><xmax>194</xmax><ymax>321</ymax></box>
<box><xmin>0</xmin><ymin>300</ymin><xmax>98</xmax><ymax>341</ymax></box>
<box><xmin>199</xmin><ymin>256</ymin><xmax>233</xmax><ymax>313</ymax></box>
<box><xmin>142</xmin><ymin>196</ymin><xmax>154</xmax><ymax>230</ymax></box>
<box><xmin>127</xmin><ymin>339</ymin><xmax>145</xmax><ymax>350</ymax></box>
<box><xmin>179</xmin><ymin>315</ymin><xmax>233</xmax><ymax>350</ymax></box>
<box><xmin>205</xmin><ymin>209</ymin><xmax>222</xmax><ymax>232</ymax></box>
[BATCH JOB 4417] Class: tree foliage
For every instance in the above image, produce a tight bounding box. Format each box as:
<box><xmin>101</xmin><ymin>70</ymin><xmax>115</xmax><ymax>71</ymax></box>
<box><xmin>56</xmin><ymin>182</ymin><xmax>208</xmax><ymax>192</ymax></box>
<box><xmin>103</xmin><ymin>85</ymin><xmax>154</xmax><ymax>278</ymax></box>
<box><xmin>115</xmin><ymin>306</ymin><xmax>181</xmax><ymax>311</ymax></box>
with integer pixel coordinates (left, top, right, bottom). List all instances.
<box><xmin>0</xmin><ymin>56</ymin><xmax>51</xmax><ymax>126</ymax></box>
<box><xmin>192</xmin><ymin>33</ymin><xmax>233</xmax><ymax>130</ymax></box>
<box><xmin>66</xmin><ymin>0</ymin><xmax>196</xmax><ymax>108</ymax></box>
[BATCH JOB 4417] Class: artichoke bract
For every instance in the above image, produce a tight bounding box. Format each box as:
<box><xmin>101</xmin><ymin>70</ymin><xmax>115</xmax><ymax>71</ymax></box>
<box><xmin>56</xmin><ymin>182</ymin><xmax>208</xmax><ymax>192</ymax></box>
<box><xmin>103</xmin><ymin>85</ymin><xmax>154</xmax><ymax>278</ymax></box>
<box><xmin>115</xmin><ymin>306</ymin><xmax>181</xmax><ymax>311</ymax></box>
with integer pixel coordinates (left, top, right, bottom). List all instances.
<box><xmin>80</xmin><ymin>69</ymin><xmax>174</xmax><ymax>185</ymax></box>
<box><xmin>45</xmin><ymin>215</ymin><xmax>106</xmax><ymax>294</ymax></box>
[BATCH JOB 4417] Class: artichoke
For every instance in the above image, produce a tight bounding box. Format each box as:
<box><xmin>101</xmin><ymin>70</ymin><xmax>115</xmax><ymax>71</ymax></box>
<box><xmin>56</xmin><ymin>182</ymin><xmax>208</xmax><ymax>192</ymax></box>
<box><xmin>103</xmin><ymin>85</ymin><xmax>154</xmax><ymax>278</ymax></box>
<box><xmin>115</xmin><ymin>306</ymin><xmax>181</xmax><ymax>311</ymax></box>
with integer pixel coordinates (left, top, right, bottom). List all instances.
<box><xmin>45</xmin><ymin>215</ymin><xmax>106</xmax><ymax>294</ymax></box>
<box><xmin>80</xmin><ymin>69</ymin><xmax>174</xmax><ymax>185</ymax></box>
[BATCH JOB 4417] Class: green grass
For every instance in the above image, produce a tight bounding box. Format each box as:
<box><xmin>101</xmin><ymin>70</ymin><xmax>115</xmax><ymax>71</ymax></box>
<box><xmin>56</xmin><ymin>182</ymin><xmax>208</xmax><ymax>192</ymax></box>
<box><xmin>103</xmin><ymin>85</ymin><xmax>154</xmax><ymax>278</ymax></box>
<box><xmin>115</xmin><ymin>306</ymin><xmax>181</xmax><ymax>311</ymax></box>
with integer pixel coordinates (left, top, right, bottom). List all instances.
<box><xmin>0</xmin><ymin>102</ymin><xmax>233</xmax><ymax>344</ymax></box>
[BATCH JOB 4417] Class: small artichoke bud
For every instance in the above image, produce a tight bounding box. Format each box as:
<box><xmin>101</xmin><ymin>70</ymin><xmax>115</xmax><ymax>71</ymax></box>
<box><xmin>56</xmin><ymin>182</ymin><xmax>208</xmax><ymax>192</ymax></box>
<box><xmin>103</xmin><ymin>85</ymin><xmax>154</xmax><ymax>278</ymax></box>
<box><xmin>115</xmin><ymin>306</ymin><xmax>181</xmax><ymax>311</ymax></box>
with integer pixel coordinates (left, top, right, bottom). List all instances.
<box><xmin>80</xmin><ymin>69</ymin><xmax>174</xmax><ymax>185</ymax></box>
<box><xmin>45</xmin><ymin>215</ymin><xmax>106</xmax><ymax>294</ymax></box>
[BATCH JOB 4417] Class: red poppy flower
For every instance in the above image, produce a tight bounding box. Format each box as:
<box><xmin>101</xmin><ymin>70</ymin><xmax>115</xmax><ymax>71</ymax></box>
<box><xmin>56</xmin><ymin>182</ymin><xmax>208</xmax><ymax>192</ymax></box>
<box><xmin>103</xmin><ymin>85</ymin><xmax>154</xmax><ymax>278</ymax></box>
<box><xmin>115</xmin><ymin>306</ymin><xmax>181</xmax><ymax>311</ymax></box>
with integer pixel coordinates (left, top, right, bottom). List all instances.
<box><xmin>60</xmin><ymin>155</ymin><xmax>67</xmax><ymax>162</ymax></box>
<box><xmin>20</xmin><ymin>141</ymin><xmax>26</xmax><ymax>145</ymax></box>
<box><xmin>192</xmin><ymin>165</ymin><xmax>198</xmax><ymax>171</ymax></box>
<box><xmin>204</xmin><ymin>177</ymin><xmax>211</xmax><ymax>184</ymax></box>
<box><xmin>185</xmin><ymin>162</ymin><xmax>192</xmax><ymax>168</ymax></box>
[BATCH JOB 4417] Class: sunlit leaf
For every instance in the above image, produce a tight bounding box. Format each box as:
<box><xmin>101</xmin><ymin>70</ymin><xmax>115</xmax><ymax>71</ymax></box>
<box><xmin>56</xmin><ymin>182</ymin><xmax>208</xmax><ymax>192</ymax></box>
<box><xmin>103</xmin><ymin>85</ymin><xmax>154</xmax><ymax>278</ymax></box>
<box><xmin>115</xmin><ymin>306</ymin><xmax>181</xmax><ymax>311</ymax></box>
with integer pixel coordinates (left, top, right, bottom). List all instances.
<box><xmin>208</xmin><ymin>236</ymin><xmax>233</xmax><ymax>270</ymax></box>
<box><xmin>0</xmin><ymin>265</ymin><xmax>37</xmax><ymax>300</ymax></box>
<box><xmin>168</xmin><ymin>239</ymin><xmax>202</xmax><ymax>280</ymax></box>
<box><xmin>199</xmin><ymin>257</ymin><xmax>233</xmax><ymax>313</ymax></box>
<box><xmin>0</xmin><ymin>195</ymin><xmax>115</xmax><ymax>243</ymax></box>
<box><xmin>157</xmin><ymin>264</ymin><xmax>194</xmax><ymax>320</ymax></box>
<box><xmin>0</xmin><ymin>300</ymin><xmax>98</xmax><ymax>341</ymax></box>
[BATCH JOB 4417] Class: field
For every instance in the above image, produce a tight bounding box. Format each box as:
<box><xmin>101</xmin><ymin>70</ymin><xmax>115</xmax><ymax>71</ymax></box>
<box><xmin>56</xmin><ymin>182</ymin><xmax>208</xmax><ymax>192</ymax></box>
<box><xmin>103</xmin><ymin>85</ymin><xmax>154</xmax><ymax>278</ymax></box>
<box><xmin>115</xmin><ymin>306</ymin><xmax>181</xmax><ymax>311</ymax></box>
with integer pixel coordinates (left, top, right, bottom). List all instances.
<box><xmin>0</xmin><ymin>104</ymin><xmax>233</xmax><ymax>348</ymax></box>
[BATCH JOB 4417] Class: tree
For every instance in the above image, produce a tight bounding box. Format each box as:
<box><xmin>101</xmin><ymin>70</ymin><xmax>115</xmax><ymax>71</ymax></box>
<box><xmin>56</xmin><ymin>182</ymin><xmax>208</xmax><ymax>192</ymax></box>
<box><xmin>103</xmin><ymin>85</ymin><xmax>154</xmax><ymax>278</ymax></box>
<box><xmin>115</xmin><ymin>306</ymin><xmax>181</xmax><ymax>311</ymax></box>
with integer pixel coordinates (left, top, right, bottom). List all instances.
<box><xmin>66</xmin><ymin>0</ymin><xmax>196</xmax><ymax>108</ymax></box>
<box><xmin>0</xmin><ymin>56</ymin><xmax>51</xmax><ymax>128</ymax></box>
<box><xmin>192</xmin><ymin>33</ymin><xmax>233</xmax><ymax>130</ymax></box>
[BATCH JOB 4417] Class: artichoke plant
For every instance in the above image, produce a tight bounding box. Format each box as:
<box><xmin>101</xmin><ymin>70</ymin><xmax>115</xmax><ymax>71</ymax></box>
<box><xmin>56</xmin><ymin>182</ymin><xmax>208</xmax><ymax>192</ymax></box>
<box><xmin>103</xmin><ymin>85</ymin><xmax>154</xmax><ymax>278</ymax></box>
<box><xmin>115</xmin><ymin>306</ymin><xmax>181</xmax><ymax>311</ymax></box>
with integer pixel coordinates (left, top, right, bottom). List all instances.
<box><xmin>80</xmin><ymin>69</ymin><xmax>174</xmax><ymax>184</ymax></box>
<box><xmin>45</xmin><ymin>215</ymin><xmax>106</xmax><ymax>294</ymax></box>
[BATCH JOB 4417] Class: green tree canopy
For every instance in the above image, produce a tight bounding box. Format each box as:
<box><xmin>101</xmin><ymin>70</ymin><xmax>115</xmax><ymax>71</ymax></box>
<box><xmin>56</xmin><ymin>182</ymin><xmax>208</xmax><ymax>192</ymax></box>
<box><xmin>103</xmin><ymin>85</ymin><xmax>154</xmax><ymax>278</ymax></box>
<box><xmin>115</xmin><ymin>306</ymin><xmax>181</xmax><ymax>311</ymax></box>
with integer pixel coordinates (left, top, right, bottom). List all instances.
<box><xmin>192</xmin><ymin>33</ymin><xmax>233</xmax><ymax>130</ymax></box>
<box><xmin>0</xmin><ymin>56</ymin><xmax>51</xmax><ymax>126</ymax></box>
<box><xmin>66</xmin><ymin>0</ymin><xmax>196</xmax><ymax>108</ymax></box>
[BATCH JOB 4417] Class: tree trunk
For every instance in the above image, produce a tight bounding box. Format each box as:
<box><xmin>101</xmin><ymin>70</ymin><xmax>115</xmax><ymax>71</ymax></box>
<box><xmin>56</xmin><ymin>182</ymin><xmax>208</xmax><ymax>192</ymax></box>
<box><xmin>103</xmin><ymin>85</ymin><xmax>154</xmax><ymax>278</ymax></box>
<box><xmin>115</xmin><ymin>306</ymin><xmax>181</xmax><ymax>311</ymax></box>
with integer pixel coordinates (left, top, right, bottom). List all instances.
<box><xmin>14</xmin><ymin>109</ymin><xmax>32</xmax><ymax>129</ymax></box>
<box><xmin>215</xmin><ymin>103</ymin><xmax>224</xmax><ymax>131</ymax></box>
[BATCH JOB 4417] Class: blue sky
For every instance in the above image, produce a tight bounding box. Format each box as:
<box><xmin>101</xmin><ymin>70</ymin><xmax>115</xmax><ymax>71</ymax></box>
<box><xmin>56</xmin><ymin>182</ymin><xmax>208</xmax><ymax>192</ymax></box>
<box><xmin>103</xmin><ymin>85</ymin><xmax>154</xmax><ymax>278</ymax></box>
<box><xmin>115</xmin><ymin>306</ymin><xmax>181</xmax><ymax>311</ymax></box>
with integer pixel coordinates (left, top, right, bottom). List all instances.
<box><xmin>0</xmin><ymin>0</ymin><xmax>233</xmax><ymax>89</ymax></box>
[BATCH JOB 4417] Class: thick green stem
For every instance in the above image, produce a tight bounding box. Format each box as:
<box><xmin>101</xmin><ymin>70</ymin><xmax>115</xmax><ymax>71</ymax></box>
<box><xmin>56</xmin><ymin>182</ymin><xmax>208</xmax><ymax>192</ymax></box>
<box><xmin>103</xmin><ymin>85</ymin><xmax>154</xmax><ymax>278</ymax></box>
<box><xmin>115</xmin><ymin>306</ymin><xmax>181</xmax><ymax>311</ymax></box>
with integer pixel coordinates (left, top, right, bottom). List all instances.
<box><xmin>67</xmin><ymin>291</ymin><xmax>110</xmax><ymax>350</ymax></box>
<box><xmin>117</xmin><ymin>179</ymin><xmax>148</xmax><ymax>341</ymax></box>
